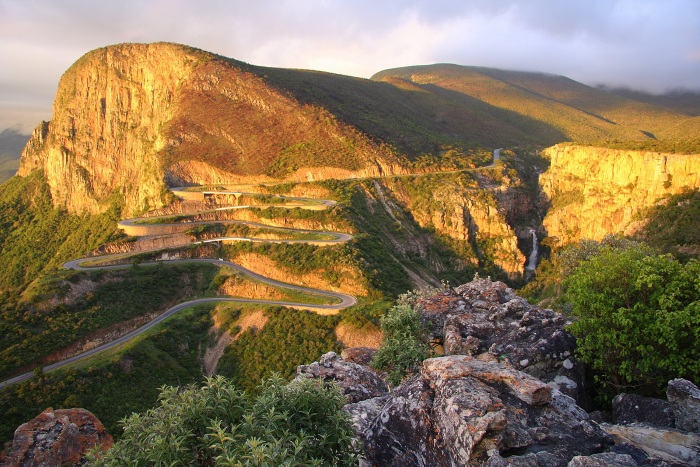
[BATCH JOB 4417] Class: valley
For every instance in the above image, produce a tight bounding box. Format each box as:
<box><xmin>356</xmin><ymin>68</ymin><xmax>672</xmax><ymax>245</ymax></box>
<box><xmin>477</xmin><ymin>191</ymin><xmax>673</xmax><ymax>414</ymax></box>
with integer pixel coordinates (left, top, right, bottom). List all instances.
<box><xmin>0</xmin><ymin>41</ymin><xmax>699</xmax><ymax>460</ymax></box>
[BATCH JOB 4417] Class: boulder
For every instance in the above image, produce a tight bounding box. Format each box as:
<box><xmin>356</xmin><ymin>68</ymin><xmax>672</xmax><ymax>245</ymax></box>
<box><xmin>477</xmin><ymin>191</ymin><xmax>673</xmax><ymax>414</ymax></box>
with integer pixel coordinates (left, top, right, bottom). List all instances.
<box><xmin>612</xmin><ymin>393</ymin><xmax>675</xmax><ymax>428</ymax></box>
<box><xmin>345</xmin><ymin>355</ymin><xmax>612</xmax><ymax>466</ymax></box>
<box><xmin>419</xmin><ymin>278</ymin><xmax>586</xmax><ymax>405</ymax></box>
<box><xmin>295</xmin><ymin>352</ymin><xmax>388</xmax><ymax>403</ymax></box>
<box><xmin>667</xmin><ymin>378</ymin><xmax>700</xmax><ymax>433</ymax></box>
<box><xmin>568</xmin><ymin>452</ymin><xmax>638</xmax><ymax>466</ymax></box>
<box><xmin>602</xmin><ymin>423</ymin><xmax>700</xmax><ymax>466</ymax></box>
<box><xmin>2</xmin><ymin>407</ymin><xmax>112</xmax><ymax>467</ymax></box>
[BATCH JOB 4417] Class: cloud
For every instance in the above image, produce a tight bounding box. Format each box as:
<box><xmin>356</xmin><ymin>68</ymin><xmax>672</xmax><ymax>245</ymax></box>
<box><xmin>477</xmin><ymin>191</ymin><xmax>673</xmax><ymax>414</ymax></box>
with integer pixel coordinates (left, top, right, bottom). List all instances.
<box><xmin>1</xmin><ymin>0</ymin><xmax>699</xmax><ymax>130</ymax></box>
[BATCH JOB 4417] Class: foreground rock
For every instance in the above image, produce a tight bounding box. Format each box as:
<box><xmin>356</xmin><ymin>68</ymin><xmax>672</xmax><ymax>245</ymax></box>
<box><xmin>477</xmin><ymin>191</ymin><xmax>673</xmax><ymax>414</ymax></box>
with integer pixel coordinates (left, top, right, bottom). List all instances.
<box><xmin>1</xmin><ymin>408</ymin><xmax>112</xmax><ymax>467</ymax></box>
<box><xmin>419</xmin><ymin>278</ymin><xmax>587</xmax><ymax>405</ymax></box>
<box><xmin>668</xmin><ymin>378</ymin><xmax>700</xmax><ymax>433</ymax></box>
<box><xmin>344</xmin><ymin>355</ymin><xmax>612</xmax><ymax>466</ymax></box>
<box><xmin>295</xmin><ymin>352</ymin><xmax>388</xmax><ymax>403</ymax></box>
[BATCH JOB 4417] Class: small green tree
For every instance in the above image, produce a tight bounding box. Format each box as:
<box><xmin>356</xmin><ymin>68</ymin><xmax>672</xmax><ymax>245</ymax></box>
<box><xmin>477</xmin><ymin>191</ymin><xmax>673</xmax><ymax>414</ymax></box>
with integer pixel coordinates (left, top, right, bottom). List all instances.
<box><xmin>371</xmin><ymin>304</ymin><xmax>431</xmax><ymax>385</ymax></box>
<box><xmin>565</xmin><ymin>247</ymin><xmax>700</xmax><ymax>399</ymax></box>
<box><xmin>90</xmin><ymin>375</ymin><xmax>358</xmax><ymax>466</ymax></box>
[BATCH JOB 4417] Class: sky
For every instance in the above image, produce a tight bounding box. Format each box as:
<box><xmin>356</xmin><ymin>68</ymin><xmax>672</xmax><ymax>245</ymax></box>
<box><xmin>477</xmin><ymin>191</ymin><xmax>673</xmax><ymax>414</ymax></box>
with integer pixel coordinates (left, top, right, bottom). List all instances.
<box><xmin>1</xmin><ymin>0</ymin><xmax>699</xmax><ymax>133</ymax></box>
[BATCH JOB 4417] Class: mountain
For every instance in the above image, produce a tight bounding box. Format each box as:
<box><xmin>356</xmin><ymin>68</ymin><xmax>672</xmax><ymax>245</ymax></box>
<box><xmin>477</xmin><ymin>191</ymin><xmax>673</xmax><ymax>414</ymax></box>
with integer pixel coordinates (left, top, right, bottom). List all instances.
<box><xmin>372</xmin><ymin>64</ymin><xmax>699</xmax><ymax>144</ymax></box>
<box><xmin>0</xmin><ymin>128</ymin><xmax>29</xmax><ymax>183</ymax></box>
<box><xmin>17</xmin><ymin>43</ymin><xmax>699</xmax><ymax>217</ymax></box>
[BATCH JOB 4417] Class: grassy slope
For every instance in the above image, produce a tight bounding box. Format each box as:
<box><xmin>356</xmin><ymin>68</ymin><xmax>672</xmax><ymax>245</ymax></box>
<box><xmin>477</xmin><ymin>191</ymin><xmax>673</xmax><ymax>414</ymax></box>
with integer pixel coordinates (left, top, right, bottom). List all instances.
<box><xmin>371</xmin><ymin>64</ymin><xmax>696</xmax><ymax>146</ymax></box>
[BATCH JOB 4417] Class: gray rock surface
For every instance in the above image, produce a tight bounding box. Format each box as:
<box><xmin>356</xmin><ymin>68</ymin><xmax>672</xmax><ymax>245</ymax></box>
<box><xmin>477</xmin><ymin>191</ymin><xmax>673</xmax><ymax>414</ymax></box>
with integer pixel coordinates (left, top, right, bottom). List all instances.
<box><xmin>295</xmin><ymin>351</ymin><xmax>388</xmax><ymax>403</ymax></box>
<box><xmin>568</xmin><ymin>452</ymin><xmax>638</xmax><ymax>466</ymax></box>
<box><xmin>613</xmin><ymin>393</ymin><xmax>675</xmax><ymax>428</ymax></box>
<box><xmin>346</xmin><ymin>355</ymin><xmax>612</xmax><ymax>466</ymax></box>
<box><xmin>602</xmin><ymin>423</ymin><xmax>700</xmax><ymax>466</ymax></box>
<box><xmin>668</xmin><ymin>378</ymin><xmax>700</xmax><ymax>433</ymax></box>
<box><xmin>419</xmin><ymin>278</ymin><xmax>587</xmax><ymax>405</ymax></box>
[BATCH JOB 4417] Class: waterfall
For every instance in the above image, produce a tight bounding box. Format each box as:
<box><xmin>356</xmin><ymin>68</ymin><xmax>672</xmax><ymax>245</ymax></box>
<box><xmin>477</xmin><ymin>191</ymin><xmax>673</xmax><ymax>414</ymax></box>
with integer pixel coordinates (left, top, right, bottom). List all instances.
<box><xmin>526</xmin><ymin>230</ymin><xmax>538</xmax><ymax>271</ymax></box>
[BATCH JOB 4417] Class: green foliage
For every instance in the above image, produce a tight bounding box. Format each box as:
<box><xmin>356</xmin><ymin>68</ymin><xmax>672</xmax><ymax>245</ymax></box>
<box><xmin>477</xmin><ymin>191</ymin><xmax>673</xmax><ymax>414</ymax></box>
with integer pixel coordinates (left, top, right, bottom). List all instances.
<box><xmin>635</xmin><ymin>189</ymin><xmax>700</xmax><ymax>259</ymax></box>
<box><xmin>371</xmin><ymin>303</ymin><xmax>431</xmax><ymax>385</ymax></box>
<box><xmin>0</xmin><ymin>305</ymin><xmax>213</xmax><ymax>445</ymax></box>
<box><xmin>565</xmin><ymin>248</ymin><xmax>700</xmax><ymax>399</ymax></box>
<box><xmin>520</xmin><ymin>235</ymin><xmax>653</xmax><ymax>307</ymax></box>
<box><xmin>91</xmin><ymin>375</ymin><xmax>357</xmax><ymax>466</ymax></box>
<box><xmin>0</xmin><ymin>171</ymin><xmax>122</xmax><ymax>292</ymax></box>
<box><xmin>0</xmin><ymin>263</ymin><xmax>217</xmax><ymax>379</ymax></box>
<box><xmin>217</xmin><ymin>308</ymin><xmax>341</xmax><ymax>393</ymax></box>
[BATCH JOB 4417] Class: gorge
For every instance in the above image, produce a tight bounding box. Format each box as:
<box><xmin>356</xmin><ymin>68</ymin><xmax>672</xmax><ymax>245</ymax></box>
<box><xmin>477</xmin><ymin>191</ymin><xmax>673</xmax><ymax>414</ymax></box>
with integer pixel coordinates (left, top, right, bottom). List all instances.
<box><xmin>1</xmin><ymin>41</ymin><xmax>699</xmax><ymax>465</ymax></box>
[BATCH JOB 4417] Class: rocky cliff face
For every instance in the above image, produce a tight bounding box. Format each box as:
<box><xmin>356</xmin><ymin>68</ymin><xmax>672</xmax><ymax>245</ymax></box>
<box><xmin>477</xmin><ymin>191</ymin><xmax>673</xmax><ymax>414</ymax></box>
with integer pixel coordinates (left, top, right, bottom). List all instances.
<box><xmin>18</xmin><ymin>43</ymin><xmax>200</xmax><ymax>215</ymax></box>
<box><xmin>541</xmin><ymin>144</ymin><xmax>700</xmax><ymax>245</ymax></box>
<box><xmin>17</xmin><ymin>43</ymin><xmax>402</xmax><ymax>216</ymax></box>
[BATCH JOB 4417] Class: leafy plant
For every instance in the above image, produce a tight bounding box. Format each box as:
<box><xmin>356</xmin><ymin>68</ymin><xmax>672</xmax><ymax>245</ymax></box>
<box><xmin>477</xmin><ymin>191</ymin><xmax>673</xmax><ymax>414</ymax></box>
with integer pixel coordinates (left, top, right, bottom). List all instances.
<box><xmin>91</xmin><ymin>375</ymin><xmax>358</xmax><ymax>466</ymax></box>
<box><xmin>565</xmin><ymin>247</ymin><xmax>700</xmax><ymax>399</ymax></box>
<box><xmin>371</xmin><ymin>303</ymin><xmax>431</xmax><ymax>385</ymax></box>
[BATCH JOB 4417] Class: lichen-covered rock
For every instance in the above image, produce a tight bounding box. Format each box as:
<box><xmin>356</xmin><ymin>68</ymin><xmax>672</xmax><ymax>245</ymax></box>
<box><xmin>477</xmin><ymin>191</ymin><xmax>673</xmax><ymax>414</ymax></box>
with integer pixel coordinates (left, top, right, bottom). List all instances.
<box><xmin>568</xmin><ymin>452</ymin><xmax>638</xmax><ymax>466</ymax></box>
<box><xmin>295</xmin><ymin>352</ymin><xmax>388</xmax><ymax>403</ymax></box>
<box><xmin>2</xmin><ymin>407</ymin><xmax>112</xmax><ymax>467</ymax></box>
<box><xmin>667</xmin><ymin>378</ymin><xmax>700</xmax><ymax>433</ymax></box>
<box><xmin>347</xmin><ymin>355</ymin><xmax>612</xmax><ymax>466</ymax></box>
<box><xmin>602</xmin><ymin>423</ymin><xmax>700</xmax><ymax>466</ymax></box>
<box><xmin>612</xmin><ymin>393</ymin><xmax>675</xmax><ymax>428</ymax></box>
<box><xmin>420</xmin><ymin>278</ymin><xmax>586</xmax><ymax>405</ymax></box>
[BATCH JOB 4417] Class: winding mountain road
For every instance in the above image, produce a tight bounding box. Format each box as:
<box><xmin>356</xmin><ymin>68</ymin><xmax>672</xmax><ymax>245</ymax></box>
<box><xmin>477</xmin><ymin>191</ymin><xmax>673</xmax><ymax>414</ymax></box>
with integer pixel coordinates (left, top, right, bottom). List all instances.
<box><xmin>1</xmin><ymin>189</ymin><xmax>357</xmax><ymax>389</ymax></box>
<box><xmin>1</xmin><ymin>149</ymin><xmax>504</xmax><ymax>389</ymax></box>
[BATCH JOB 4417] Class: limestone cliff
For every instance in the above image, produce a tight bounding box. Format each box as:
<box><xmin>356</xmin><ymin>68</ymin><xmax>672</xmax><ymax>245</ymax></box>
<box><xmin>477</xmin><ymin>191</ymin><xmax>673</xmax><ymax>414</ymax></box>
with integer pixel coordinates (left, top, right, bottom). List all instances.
<box><xmin>17</xmin><ymin>43</ymin><xmax>402</xmax><ymax>215</ymax></box>
<box><xmin>379</xmin><ymin>174</ymin><xmax>526</xmax><ymax>278</ymax></box>
<box><xmin>541</xmin><ymin>144</ymin><xmax>700</xmax><ymax>245</ymax></box>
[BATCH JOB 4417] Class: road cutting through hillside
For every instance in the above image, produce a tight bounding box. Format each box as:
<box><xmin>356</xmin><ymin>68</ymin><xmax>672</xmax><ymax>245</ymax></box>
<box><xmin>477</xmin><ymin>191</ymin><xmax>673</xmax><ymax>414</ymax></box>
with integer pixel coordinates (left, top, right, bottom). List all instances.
<box><xmin>1</xmin><ymin>149</ymin><xmax>503</xmax><ymax>389</ymax></box>
<box><xmin>0</xmin><ymin>189</ymin><xmax>359</xmax><ymax>389</ymax></box>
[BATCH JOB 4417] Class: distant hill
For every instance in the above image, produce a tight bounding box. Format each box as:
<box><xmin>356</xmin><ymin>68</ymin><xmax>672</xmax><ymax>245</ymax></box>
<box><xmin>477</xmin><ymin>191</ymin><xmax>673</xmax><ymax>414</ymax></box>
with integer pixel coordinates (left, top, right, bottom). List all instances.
<box><xmin>0</xmin><ymin>128</ymin><xmax>29</xmax><ymax>183</ymax></box>
<box><xmin>601</xmin><ymin>87</ymin><xmax>700</xmax><ymax>117</ymax></box>
<box><xmin>16</xmin><ymin>44</ymin><xmax>700</xmax><ymax>216</ymax></box>
<box><xmin>372</xmin><ymin>64</ymin><xmax>698</xmax><ymax>145</ymax></box>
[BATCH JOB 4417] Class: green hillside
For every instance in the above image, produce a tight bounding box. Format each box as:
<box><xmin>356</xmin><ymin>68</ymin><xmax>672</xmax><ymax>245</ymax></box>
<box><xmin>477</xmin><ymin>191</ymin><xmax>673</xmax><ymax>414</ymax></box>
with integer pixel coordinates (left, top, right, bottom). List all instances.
<box><xmin>371</xmin><ymin>64</ymin><xmax>696</xmax><ymax>146</ymax></box>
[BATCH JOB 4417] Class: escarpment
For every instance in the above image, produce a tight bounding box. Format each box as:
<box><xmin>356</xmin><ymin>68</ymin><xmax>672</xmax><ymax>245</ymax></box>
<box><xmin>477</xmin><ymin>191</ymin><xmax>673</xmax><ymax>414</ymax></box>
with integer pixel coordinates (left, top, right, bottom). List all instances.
<box><xmin>541</xmin><ymin>144</ymin><xmax>700</xmax><ymax>245</ymax></box>
<box><xmin>17</xmin><ymin>43</ymin><xmax>403</xmax><ymax>216</ymax></box>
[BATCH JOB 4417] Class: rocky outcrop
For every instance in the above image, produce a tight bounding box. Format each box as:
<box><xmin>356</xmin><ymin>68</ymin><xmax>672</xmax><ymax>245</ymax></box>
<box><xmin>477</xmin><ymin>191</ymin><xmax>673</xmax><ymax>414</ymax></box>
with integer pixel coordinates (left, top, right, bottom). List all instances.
<box><xmin>344</xmin><ymin>355</ymin><xmax>612</xmax><ymax>466</ymax></box>
<box><xmin>383</xmin><ymin>178</ymin><xmax>526</xmax><ymax>278</ymax></box>
<box><xmin>602</xmin><ymin>424</ymin><xmax>699</xmax><ymax>466</ymax></box>
<box><xmin>18</xmin><ymin>43</ymin><xmax>201</xmax><ymax>215</ymax></box>
<box><xmin>418</xmin><ymin>277</ymin><xmax>586</xmax><ymax>405</ymax></box>
<box><xmin>17</xmin><ymin>43</ymin><xmax>403</xmax><ymax>216</ymax></box>
<box><xmin>541</xmin><ymin>144</ymin><xmax>700</xmax><ymax>245</ymax></box>
<box><xmin>1</xmin><ymin>408</ymin><xmax>112</xmax><ymax>467</ymax></box>
<box><xmin>668</xmin><ymin>378</ymin><xmax>700</xmax><ymax>433</ymax></box>
<box><xmin>295</xmin><ymin>352</ymin><xmax>388</xmax><ymax>404</ymax></box>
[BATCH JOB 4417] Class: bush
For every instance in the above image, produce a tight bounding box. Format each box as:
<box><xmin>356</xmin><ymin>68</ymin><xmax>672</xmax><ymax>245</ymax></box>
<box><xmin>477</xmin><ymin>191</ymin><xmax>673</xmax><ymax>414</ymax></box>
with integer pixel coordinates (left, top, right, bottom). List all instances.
<box><xmin>371</xmin><ymin>304</ymin><xmax>431</xmax><ymax>385</ymax></box>
<box><xmin>565</xmin><ymin>247</ymin><xmax>700</xmax><ymax>399</ymax></box>
<box><xmin>91</xmin><ymin>375</ymin><xmax>358</xmax><ymax>466</ymax></box>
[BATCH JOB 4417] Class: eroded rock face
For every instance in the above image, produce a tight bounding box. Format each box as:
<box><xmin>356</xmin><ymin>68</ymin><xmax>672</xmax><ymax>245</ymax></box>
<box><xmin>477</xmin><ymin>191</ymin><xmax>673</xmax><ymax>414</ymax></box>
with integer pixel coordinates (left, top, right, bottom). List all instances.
<box><xmin>540</xmin><ymin>144</ymin><xmax>700</xmax><ymax>246</ymax></box>
<box><xmin>295</xmin><ymin>352</ymin><xmax>388</xmax><ymax>404</ymax></box>
<box><xmin>419</xmin><ymin>278</ymin><xmax>586</xmax><ymax>405</ymax></box>
<box><xmin>667</xmin><ymin>378</ymin><xmax>700</xmax><ymax>433</ymax></box>
<box><xmin>345</xmin><ymin>355</ymin><xmax>612</xmax><ymax>466</ymax></box>
<box><xmin>2</xmin><ymin>408</ymin><xmax>112</xmax><ymax>467</ymax></box>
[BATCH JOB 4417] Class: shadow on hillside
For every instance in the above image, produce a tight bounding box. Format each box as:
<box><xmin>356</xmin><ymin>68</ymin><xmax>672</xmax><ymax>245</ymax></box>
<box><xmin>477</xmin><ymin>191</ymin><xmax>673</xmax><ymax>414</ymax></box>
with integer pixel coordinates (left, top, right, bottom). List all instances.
<box><xmin>249</xmin><ymin>66</ymin><xmax>568</xmax><ymax>158</ymax></box>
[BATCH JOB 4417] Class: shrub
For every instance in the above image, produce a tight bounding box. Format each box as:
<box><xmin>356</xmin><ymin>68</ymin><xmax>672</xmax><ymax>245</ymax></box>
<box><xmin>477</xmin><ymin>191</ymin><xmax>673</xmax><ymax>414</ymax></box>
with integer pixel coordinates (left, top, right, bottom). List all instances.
<box><xmin>565</xmin><ymin>247</ymin><xmax>700</xmax><ymax>399</ymax></box>
<box><xmin>91</xmin><ymin>375</ymin><xmax>358</xmax><ymax>466</ymax></box>
<box><xmin>371</xmin><ymin>304</ymin><xmax>431</xmax><ymax>385</ymax></box>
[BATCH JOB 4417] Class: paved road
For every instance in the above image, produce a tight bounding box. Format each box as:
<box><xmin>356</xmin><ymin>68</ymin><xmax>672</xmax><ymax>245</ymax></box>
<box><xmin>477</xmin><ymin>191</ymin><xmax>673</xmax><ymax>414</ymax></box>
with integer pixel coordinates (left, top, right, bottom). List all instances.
<box><xmin>1</xmin><ymin>152</ymin><xmax>503</xmax><ymax>389</ymax></box>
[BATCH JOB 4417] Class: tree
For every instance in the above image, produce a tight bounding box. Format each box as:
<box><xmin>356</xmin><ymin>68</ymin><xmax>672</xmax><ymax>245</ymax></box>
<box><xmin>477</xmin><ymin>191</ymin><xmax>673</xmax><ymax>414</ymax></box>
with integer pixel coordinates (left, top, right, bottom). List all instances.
<box><xmin>91</xmin><ymin>375</ymin><xmax>358</xmax><ymax>466</ymax></box>
<box><xmin>565</xmin><ymin>247</ymin><xmax>700</xmax><ymax>399</ymax></box>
